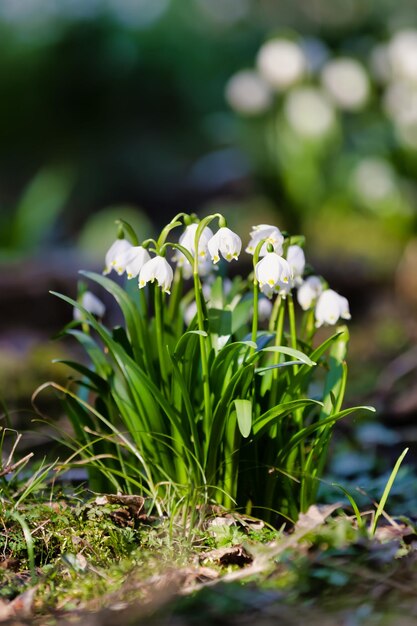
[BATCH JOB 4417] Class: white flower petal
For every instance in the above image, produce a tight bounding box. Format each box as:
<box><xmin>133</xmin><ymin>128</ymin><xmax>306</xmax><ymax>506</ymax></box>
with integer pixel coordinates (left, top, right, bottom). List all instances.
<box><xmin>104</xmin><ymin>239</ymin><xmax>132</xmax><ymax>275</ymax></box>
<box><xmin>115</xmin><ymin>246</ymin><xmax>151</xmax><ymax>279</ymax></box>
<box><xmin>287</xmin><ymin>245</ymin><xmax>305</xmax><ymax>284</ymax></box>
<box><xmin>138</xmin><ymin>256</ymin><xmax>174</xmax><ymax>294</ymax></box>
<box><xmin>207</xmin><ymin>227</ymin><xmax>241</xmax><ymax>263</ymax></box>
<box><xmin>74</xmin><ymin>291</ymin><xmax>105</xmax><ymax>320</ymax></box>
<box><xmin>297</xmin><ymin>276</ymin><xmax>323</xmax><ymax>311</ymax></box>
<box><xmin>255</xmin><ymin>252</ymin><xmax>293</xmax><ymax>292</ymax></box>
<box><xmin>315</xmin><ymin>289</ymin><xmax>351</xmax><ymax>327</ymax></box>
<box><xmin>246</xmin><ymin>224</ymin><xmax>284</xmax><ymax>256</ymax></box>
<box><xmin>257</xmin><ymin>39</ymin><xmax>306</xmax><ymax>89</ymax></box>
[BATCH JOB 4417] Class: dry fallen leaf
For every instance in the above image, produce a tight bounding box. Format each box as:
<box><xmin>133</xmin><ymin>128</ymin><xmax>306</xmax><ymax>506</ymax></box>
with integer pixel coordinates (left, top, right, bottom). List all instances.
<box><xmin>0</xmin><ymin>586</ymin><xmax>37</xmax><ymax>622</ymax></box>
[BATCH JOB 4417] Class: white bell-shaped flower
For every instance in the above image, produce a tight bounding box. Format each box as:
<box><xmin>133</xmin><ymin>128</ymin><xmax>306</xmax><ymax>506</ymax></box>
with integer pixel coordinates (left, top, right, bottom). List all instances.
<box><xmin>174</xmin><ymin>223</ymin><xmax>215</xmax><ymax>277</ymax></box>
<box><xmin>138</xmin><ymin>256</ymin><xmax>174</xmax><ymax>294</ymax></box>
<box><xmin>315</xmin><ymin>289</ymin><xmax>351</xmax><ymax>327</ymax></box>
<box><xmin>287</xmin><ymin>245</ymin><xmax>305</xmax><ymax>285</ymax></box>
<box><xmin>179</xmin><ymin>223</ymin><xmax>214</xmax><ymax>258</ymax></box>
<box><xmin>246</xmin><ymin>224</ymin><xmax>284</xmax><ymax>257</ymax></box>
<box><xmin>297</xmin><ymin>276</ymin><xmax>323</xmax><ymax>311</ymax></box>
<box><xmin>103</xmin><ymin>239</ymin><xmax>132</xmax><ymax>275</ymax></box>
<box><xmin>74</xmin><ymin>291</ymin><xmax>105</xmax><ymax>321</ymax></box>
<box><xmin>255</xmin><ymin>252</ymin><xmax>293</xmax><ymax>297</ymax></box>
<box><xmin>207</xmin><ymin>227</ymin><xmax>242</xmax><ymax>264</ymax></box>
<box><xmin>115</xmin><ymin>245</ymin><xmax>151</xmax><ymax>279</ymax></box>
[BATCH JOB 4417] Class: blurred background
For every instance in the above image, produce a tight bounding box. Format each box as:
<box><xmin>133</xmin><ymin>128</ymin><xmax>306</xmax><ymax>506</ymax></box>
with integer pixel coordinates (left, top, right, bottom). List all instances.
<box><xmin>1</xmin><ymin>0</ymin><xmax>417</xmax><ymax>500</ymax></box>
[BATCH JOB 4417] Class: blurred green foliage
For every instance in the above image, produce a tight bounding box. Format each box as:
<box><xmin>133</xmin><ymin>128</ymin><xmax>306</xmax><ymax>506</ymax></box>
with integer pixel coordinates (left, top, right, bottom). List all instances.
<box><xmin>0</xmin><ymin>0</ymin><xmax>416</xmax><ymax>255</ymax></box>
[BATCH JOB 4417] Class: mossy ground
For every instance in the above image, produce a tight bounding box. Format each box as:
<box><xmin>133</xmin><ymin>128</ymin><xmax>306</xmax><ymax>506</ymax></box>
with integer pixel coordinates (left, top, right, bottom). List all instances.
<box><xmin>1</xmin><ymin>486</ymin><xmax>417</xmax><ymax>626</ymax></box>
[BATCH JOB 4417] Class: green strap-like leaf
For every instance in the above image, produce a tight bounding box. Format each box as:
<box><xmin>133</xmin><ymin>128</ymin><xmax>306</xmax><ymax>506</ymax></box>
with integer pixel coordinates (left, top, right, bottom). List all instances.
<box><xmin>234</xmin><ymin>399</ymin><xmax>252</xmax><ymax>438</ymax></box>
<box><xmin>252</xmin><ymin>399</ymin><xmax>323</xmax><ymax>438</ymax></box>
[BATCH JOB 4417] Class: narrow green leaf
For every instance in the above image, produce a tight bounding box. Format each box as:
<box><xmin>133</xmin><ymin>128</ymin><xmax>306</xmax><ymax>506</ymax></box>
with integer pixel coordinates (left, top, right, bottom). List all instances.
<box><xmin>234</xmin><ymin>399</ymin><xmax>252</xmax><ymax>438</ymax></box>
<box><xmin>252</xmin><ymin>399</ymin><xmax>323</xmax><ymax>438</ymax></box>
<box><xmin>371</xmin><ymin>447</ymin><xmax>409</xmax><ymax>536</ymax></box>
<box><xmin>254</xmin><ymin>345</ymin><xmax>316</xmax><ymax>366</ymax></box>
<box><xmin>174</xmin><ymin>330</ymin><xmax>208</xmax><ymax>359</ymax></box>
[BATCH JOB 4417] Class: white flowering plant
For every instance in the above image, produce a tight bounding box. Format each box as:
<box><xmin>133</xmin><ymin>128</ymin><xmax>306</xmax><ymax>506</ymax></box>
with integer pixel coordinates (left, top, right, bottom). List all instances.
<box><xmin>50</xmin><ymin>212</ymin><xmax>372</xmax><ymax>523</ymax></box>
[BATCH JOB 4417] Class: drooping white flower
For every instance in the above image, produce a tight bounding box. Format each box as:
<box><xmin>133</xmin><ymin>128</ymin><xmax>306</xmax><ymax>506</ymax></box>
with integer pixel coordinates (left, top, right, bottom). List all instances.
<box><xmin>138</xmin><ymin>256</ymin><xmax>174</xmax><ymax>294</ymax></box>
<box><xmin>115</xmin><ymin>245</ymin><xmax>151</xmax><ymax>279</ymax></box>
<box><xmin>225</xmin><ymin>70</ymin><xmax>272</xmax><ymax>115</ymax></box>
<box><xmin>255</xmin><ymin>252</ymin><xmax>293</xmax><ymax>297</ymax></box>
<box><xmin>321</xmin><ymin>58</ymin><xmax>369</xmax><ymax>111</ymax></box>
<box><xmin>297</xmin><ymin>276</ymin><xmax>323</xmax><ymax>311</ymax></box>
<box><xmin>257</xmin><ymin>39</ymin><xmax>306</xmax><ymax>90</ymax></box>
<box><xmin>74</xmin><ymin>291</ymin><xmax>106</xmax><ymax>321</ymax></box>
<box><xmin>207</xmin><ymin>227</ymin><xmax>242</xmax><ymax>264</ymax></box>
<box><xmin>315</xmin><ymin>289</ymin><xmax>351</xmax><ymax>327</ymax></box>
<box><xmin>174</xmin><ymin>223</ymin><xmax>215</xmax><ymax>277</ymax></box>
<box><xmin>179</xmin><ymin>223</ymin><xmax>214</xmax><ymax>258</ymax></box>
<box><xmin>246</xmin><ymin>224</ymin><xmax>284</xmax><ymax>257</ymax></box>
<box><xmin>286</xmin><ymin>245</ymin><xmax>305</xmax><ymax>285</ymax></box>
<box><xmin>103</xmin><ymin>239</ymin><xmax>132</xmax><ymax>275</ymax></box>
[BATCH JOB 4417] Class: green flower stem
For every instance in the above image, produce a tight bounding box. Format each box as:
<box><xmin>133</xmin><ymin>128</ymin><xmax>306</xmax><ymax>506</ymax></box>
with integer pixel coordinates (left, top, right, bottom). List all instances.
<box><xmin>191</xmin><ymin>214</ymin><xmax>223</xmax><ymax>438</ymax></box>
<box><xmin>287</xmin><ymin>293</ymin><xmax>299</xmax><ymax>376</ymax></box>
<box><xmin>154</xmin><ymin>286</ymin><xmax>168</xmax><ymax>386</ymax></box>
<box><xmin>157</xmin><ymin>213</ymin><xmax>188</xmax><ymax>248</ymax></box>
<box><xmin>115</xmin><ymin>219</ymin><xmax>139</xmax><ymax>246</ymax></box>
<box><xmin>301</xmin><ymin>308</ymin><xmax>315</xmax><ymax>343</ymax></box>
<box><xmin>168</xmin><ymin>265</ymin><xmax>184</xmax><ymax>324</ymax></box>
<box><xmin>251</xmin><ymin>238</ymin><xmax>267</xmax><ymax>349</ymax></box>
<box><xmin>269</xmin><ymin>296</ymin><xmax>284</xmax><ymax>411</ymax></box>
<box><xmin>269</xmin><ymin>293</ymin><xmax>281</xmax><ymax>333</ymax></box>
<box><xmin>251</xmin><ymin>279</ymin><xmax>259</xmax><ymax>346</ymax></box>
<box><xmin>287</xmin><ymin>293</ymin><xmax>305</xmax><ymax>477</ymax></box>
<box><xmin>193</xmin><ymin>270</ymin><xmax>211</xmax><ymax>435</ymax></box>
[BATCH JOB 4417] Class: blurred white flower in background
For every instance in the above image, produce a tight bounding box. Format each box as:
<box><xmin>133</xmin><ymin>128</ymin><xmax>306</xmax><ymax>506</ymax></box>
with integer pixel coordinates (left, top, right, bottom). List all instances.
<box><xmin>284</xmin><ymin>86</ymin><xmax>336</xmax><ymax>138</ymax></box>
<box><xmin>384</xmin><ymin>80</ymin><xmax>417</xmax><ymax>149</ymax></box>
<box><xmin>257</xmin><ymin>39</ymin><xmax>306</xmax><ymax>90</ymax></box>
<box><xmin>315</xmin><ymin>289</ymin><xmax>351</xmax><ymax>327</ymax></box>
<box><xmin>225</xmin><ymin>70</ymin><xmax>272</xmax><ymax>115</ymax></box>
<box><xmin>321</xmin><ymin>58</ymin><xmax>370</xmax><ymax>110</ymax></box>
<box><xmin>74</xmin><ymin>291</ymin><xmax>105</xmax><ymax>321</ymax></box>
<box><xmin>387</xmin><ymin>29</ymin><xmax>417</xmax><ymax>84</ymax></box>
<box><xmin>286</xmin><ymin>245</ymin><xmax>305</xmax><ymax>285</ymax></box>
<box><xmin>246</xmin><ymin>224</ymin><xmax>284</xmax><ymax>256</ymax></box>
<box><xmin>351</xmin><ymin>158</ymin><xmax>397</xmax><ymax>206</ymax></box>
<box><xmin>257</xmin><ymin>296</ymin><xmax>273</xmax><ymax>322</ymax></box>
<box><xmin>297</xmin><ymin>276</ymin><xmax>323</xmax><ymax>311</ymax></box>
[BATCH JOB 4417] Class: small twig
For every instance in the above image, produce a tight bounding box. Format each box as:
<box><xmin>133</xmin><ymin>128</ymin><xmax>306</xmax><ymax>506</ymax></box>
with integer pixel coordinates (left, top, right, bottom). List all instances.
<box><xmin>0</xmin><ymin>453</ymin><xmax>34</xmax><ymax>478</ymax></box>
